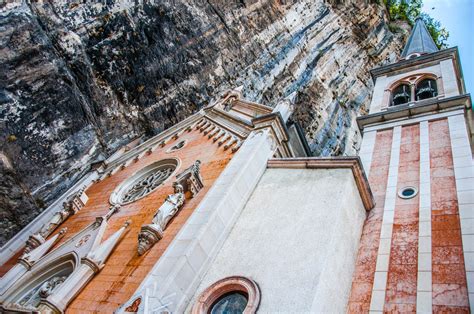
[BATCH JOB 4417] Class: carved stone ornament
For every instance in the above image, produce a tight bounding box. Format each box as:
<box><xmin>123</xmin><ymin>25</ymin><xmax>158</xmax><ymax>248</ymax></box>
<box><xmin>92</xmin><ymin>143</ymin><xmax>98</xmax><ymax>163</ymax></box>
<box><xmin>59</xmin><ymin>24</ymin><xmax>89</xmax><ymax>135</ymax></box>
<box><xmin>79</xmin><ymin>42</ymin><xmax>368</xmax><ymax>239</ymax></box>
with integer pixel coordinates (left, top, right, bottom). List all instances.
<box><xmin>137</xmin><ymin>183</ymin><xmax>185</xmax><ymax>255</ymax></box>
<box><xmin>125</xmin><ymin>297</ymin><xmax>141</xmax><ymax>312</ymax></box>
<box><xmin>23</xmin><ymin>233</ymin><xmax>45</xmax><ymax>255</ymax></box>
<box><xmin>175</xmin><ymin>160</ymin><xmax>204</xmax><ymax>198</ymax></box>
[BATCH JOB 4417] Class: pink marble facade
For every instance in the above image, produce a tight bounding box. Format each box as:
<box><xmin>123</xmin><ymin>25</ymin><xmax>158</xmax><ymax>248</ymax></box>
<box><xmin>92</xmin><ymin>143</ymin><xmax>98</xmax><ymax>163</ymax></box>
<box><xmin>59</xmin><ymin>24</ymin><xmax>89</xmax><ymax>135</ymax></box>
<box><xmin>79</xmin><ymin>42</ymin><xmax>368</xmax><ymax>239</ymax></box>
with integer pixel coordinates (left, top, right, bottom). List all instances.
<box><xmin>348</xmin><ymin>129</ymin><xmax>393</xmax><ymax>312</ymax></box>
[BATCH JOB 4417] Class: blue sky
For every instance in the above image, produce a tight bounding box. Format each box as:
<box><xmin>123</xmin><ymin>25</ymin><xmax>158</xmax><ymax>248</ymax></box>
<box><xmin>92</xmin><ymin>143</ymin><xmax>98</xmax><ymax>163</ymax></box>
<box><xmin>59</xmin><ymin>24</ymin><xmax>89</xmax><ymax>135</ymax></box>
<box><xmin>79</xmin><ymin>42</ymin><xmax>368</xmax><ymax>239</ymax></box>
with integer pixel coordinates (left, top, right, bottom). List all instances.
<box><xmin>422</xmin><ymin>0</ymin><xmax>474</xmax><ymax>94</ymax></box>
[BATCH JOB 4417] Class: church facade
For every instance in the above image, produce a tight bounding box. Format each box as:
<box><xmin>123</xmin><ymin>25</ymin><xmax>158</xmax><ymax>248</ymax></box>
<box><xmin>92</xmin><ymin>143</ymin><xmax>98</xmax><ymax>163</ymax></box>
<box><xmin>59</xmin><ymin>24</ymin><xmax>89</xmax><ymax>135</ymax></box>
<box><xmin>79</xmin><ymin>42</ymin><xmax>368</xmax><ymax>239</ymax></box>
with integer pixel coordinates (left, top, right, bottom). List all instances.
<box><xmin>0</xmin><ymin>18</ymin><xmax>473</xmax><ymax>313</ymax></box>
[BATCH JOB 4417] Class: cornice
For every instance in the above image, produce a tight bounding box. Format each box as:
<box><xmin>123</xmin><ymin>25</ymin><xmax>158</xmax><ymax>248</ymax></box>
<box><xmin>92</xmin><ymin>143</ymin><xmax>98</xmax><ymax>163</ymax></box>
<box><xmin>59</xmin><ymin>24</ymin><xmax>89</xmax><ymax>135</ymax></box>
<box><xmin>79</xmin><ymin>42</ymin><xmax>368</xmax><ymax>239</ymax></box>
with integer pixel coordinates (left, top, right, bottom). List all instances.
<box><xmin>267</xmin><ymin>157</ymin><xmax>375</xmax><ymax>211</ymax></box>
<box><xmin>357</xmin><ymin>94</ymin><xmax>472</xmax><ymax>130</ymax></box>
<box><xmin>371</xmin><ymin>47</ymin><xmax>458</xmax><ymax>80</ymax></box>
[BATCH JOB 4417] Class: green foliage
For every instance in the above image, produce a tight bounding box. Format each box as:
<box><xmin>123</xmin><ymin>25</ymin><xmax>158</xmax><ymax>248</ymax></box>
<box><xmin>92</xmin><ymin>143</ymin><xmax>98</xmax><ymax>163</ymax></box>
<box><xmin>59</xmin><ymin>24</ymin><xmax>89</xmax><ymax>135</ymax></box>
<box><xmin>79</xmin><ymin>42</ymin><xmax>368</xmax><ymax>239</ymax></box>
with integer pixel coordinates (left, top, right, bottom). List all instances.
<box><xmin>419</xmin><ymin>12</ymin><xmax>449</xmax><ymax>49</ymax></box>
<box><xmin>388</xmin><ymin>23</ymin><xmax>403</xmax><ymax>34</ymax></box>
<box><xmin>7</xmin><ymin>134</ymin><xmax>17</xmax><ymax>142</ymax></box>
<box><xmin>384</xmin><ymin>0</ymin><xmax>449</xmax><ymax>49</ymax></box>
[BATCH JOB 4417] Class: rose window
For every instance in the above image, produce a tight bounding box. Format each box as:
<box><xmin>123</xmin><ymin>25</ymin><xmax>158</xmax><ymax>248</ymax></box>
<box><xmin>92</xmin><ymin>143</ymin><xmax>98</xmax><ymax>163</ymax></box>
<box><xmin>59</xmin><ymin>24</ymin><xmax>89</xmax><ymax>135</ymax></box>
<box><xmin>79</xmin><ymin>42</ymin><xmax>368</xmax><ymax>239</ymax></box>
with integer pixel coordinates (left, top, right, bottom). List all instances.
<box><xmin>110</xmin><ymin>159</ymin><xmax>179</xmax><ymax>205</ymax></box>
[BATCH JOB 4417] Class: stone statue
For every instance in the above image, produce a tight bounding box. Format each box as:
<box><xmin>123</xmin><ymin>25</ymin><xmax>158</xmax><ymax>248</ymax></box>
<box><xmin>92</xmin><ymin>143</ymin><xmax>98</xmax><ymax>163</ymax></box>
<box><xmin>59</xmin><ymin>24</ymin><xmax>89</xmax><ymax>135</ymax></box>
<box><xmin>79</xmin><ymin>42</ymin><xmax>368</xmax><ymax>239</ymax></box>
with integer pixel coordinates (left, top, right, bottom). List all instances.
<box><xmin>38</xmin><ymin>276</ymin><xmax>67</xmax><ymax>298</ymax></box>
<box><xmin>137</xmin><ymin>183</ymin><xmax>185</xmax><ymax>255</ymax></box>
<box><xmin>39</xmin><ymin>206</ymin><xmax>72</xmax><ymax>238</ymax></box>
<box><xmin>151</xmin><ymin>183</ymin><xmax>185</xmax><ymax>232</ymax></box>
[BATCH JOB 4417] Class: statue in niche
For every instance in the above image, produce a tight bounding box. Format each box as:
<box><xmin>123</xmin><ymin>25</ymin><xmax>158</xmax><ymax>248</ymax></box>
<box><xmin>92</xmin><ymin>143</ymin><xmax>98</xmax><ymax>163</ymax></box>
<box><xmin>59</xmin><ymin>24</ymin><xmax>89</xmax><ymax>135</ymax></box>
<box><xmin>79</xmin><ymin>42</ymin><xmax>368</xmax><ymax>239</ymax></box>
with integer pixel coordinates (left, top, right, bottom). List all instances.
<box><xmin>38</xmin><ymin>276</ymin><xmax>67</xmax><ymax>298</ymax></box>
<box><xmin>18</xmin><ymin>275</ymin><xmax>67</xmax><ymax>307</ymax></box>
<box><xmin>137</xmin><ymin>183</ymin><xmax>185</xmax><ymax>255</ymax></box>
<box><xmin>223</xmin><ymin>97</ymin><xmax>236</xmax><ymax>112</ymax></box>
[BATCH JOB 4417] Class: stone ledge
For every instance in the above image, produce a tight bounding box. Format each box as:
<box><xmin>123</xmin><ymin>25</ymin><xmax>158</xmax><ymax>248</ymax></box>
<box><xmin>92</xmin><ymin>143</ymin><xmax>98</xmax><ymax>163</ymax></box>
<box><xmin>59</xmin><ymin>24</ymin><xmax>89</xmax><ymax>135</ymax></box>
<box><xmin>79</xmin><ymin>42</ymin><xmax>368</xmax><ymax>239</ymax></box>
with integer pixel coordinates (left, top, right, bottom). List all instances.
<box><xmin>358</xmin><ymin>94</ymin><xmax>471</xmax><ymax>131</ymax></box>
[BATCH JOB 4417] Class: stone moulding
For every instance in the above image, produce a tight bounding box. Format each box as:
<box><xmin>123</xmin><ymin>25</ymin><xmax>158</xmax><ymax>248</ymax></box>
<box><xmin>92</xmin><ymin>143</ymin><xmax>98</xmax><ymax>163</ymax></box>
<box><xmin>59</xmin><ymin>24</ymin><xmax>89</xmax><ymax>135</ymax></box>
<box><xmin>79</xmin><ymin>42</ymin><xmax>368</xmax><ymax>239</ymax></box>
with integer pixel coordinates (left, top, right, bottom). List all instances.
<box><xmin>267</xmin><ymin>157</ymin><xmax>375</xmax><ymax>211</ymax></box>
<box><xmin>191</xmin><ymin>276</ymin><xmax>261</xmax><ymax>314</ymax></box>
<box><xmin>357</xmin><ymin>94</ymin><xmax>472</xmax><ymax>131</ymax></box>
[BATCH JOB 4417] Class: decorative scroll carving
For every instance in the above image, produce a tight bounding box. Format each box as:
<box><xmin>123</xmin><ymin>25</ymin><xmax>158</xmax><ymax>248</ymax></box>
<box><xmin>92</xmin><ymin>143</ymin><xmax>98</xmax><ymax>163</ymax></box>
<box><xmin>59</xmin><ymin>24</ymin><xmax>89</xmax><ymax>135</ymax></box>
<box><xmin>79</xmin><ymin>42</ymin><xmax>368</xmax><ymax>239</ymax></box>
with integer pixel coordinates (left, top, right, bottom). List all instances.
<box><xmin>121</xmin><ymin>166</ymin><xmax>175</xmax><ymax>203</ymax></box>
<box><xmin>137</xmin><ymin>183</ymin><xmax>185</xmax><ymax>255</ymax></box>
<box><xmin>175</xmin><ymin>160</ymin><xmax>204</xmax><ymax>198</ymax></box>
<box><xmin>38</xmin><ymin>206</ymin><xmax>73</xmax><ymax>239</ymax></box>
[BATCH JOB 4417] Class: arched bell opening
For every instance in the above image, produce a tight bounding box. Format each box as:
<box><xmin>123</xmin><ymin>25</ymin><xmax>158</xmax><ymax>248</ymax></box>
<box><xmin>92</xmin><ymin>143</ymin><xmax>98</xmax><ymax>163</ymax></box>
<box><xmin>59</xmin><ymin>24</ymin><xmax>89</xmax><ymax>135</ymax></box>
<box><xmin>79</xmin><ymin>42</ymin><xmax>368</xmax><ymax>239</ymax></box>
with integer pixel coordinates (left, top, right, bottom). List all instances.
<box><xmin>415</xmin><ymin>78</ymin><xmax>438</xmax><ymax>101</ymax></box>
<box><xmin>391</xmin><ymin>84</ymin><xmax>412</xmax><ymax>106</ymax></box>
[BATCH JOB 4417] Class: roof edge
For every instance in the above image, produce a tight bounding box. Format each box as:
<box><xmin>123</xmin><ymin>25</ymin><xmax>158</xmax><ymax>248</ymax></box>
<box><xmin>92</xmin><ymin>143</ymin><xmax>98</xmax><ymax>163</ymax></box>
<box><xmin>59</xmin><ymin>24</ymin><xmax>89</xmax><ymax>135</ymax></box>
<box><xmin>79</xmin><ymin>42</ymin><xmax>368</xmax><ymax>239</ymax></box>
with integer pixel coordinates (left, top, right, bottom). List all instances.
<box><xmin>267</xmin><ymin>157</ymin><xmax>375</xmax><ymax>211</ymax></box>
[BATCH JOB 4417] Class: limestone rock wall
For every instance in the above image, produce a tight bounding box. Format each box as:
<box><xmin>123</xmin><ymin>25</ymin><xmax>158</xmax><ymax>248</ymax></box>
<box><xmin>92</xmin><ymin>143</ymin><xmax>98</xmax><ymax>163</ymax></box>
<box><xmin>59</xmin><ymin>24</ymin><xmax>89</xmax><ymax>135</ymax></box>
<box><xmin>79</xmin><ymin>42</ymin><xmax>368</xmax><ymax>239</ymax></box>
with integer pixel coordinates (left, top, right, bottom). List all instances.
<box><xmin>0</xmin><ymin>0</ymin><xmax>406</xmax><ymax>245</ymax></box>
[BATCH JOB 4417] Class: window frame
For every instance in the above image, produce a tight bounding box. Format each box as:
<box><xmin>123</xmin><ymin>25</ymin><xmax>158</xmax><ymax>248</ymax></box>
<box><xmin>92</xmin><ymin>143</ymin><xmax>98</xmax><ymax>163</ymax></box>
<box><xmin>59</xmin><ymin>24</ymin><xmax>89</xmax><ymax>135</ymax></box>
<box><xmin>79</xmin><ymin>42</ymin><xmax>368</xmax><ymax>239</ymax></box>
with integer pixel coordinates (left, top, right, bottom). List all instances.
<box><xmin>191</xmin><ymin>276</ymin><xmax>260</xmax><ymax>314</ymax></box>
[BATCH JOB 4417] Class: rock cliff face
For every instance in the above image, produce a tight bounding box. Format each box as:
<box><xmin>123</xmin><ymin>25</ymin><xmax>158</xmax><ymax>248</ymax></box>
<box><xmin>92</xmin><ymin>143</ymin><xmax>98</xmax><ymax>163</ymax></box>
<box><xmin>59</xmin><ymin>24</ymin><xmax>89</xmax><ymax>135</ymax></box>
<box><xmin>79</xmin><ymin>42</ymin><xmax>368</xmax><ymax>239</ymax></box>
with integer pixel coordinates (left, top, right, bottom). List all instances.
<box><xmin>0</xmin><ymin>0</ymin><xmax>406</xmax><ymax>245</ymax></box>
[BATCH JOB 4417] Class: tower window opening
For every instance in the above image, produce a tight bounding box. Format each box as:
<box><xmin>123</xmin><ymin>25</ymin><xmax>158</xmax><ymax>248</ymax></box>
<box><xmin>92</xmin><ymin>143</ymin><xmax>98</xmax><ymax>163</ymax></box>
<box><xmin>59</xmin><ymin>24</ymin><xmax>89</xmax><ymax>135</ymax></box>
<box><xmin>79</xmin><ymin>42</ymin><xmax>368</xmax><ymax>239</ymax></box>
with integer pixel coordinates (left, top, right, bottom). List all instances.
<box><xmin>391</xmin><ymin>84</ymin><xmax>411</xmax><ymax>106</ymax></box>
<box><xmin>415</xmin><ymin>79</ymin><xmax>438</xmax><ymax>101</ymax></box>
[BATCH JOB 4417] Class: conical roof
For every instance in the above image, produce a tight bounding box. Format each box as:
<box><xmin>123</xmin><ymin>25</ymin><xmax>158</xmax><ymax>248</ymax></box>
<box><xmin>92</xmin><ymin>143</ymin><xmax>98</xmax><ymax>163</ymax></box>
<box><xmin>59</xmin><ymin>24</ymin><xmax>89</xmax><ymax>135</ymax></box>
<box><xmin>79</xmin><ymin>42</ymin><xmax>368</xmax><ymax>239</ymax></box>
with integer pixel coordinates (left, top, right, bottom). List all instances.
<box><xmin>401</xmin><ymin>17</ymin><xmax>439</xmax><ymax>58</ymax></box>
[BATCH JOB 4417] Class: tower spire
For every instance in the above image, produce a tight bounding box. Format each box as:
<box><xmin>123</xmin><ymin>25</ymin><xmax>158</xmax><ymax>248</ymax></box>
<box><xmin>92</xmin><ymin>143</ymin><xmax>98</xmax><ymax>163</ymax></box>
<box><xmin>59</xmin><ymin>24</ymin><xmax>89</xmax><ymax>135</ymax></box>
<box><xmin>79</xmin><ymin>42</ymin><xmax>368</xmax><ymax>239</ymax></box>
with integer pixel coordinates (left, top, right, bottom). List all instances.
<box><xmin>401</xmin><ymin>17</ymin><xmax>438</xmax><ymax>58</ymax></box>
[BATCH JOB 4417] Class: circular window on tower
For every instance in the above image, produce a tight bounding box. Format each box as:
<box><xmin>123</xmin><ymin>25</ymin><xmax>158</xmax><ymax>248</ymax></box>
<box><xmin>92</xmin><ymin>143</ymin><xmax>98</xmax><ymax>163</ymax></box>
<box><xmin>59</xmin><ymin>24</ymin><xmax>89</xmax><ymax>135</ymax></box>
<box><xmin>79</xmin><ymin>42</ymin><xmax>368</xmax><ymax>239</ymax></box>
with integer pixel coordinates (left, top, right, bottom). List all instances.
<box><xmin>109</xmin><ymin>159</ymin><xmax>179</xmax><ymax>205</ymax></box>
<box><xmin>192</xmin><ymin>276</ymin><xmax>260</xmax><ymax>314</ymax></box>
<box><xmin>398</xmin><ymin>186</ymin><xmax>418</xmax><ymax>199</ymax></box>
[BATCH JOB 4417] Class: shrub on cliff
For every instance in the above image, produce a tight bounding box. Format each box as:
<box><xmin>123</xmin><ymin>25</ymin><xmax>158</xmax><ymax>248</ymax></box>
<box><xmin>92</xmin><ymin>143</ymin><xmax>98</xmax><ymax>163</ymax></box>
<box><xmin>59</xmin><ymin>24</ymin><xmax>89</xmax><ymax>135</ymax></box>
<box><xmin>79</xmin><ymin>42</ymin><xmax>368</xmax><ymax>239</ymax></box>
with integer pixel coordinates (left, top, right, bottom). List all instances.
<box><xmin>384</xmin><ymin>0</ymin><xmax>449</xmax><ymax>49</ymax></box>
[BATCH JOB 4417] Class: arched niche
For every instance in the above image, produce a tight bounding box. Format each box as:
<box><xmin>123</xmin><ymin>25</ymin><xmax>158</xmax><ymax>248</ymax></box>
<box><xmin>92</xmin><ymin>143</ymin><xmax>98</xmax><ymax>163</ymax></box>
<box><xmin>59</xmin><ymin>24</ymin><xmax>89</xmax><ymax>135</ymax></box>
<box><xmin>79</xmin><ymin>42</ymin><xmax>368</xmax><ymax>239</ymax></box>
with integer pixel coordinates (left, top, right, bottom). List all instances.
<box><xmin>2</xmin><ymin>253</ymin><xmax>77</xmax><ymax>310</ymax></box>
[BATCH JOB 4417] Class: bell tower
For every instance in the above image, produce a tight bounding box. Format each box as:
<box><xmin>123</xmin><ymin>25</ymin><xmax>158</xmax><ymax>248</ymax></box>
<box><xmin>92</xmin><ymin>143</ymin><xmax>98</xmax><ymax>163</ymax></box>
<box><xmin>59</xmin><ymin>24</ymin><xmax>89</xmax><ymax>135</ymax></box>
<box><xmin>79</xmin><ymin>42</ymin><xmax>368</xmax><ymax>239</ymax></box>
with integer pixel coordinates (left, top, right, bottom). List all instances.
<box><xmin>348</xmin><ymin>18</ymin><xmax>474</xmax><ymax>312</ymax></box>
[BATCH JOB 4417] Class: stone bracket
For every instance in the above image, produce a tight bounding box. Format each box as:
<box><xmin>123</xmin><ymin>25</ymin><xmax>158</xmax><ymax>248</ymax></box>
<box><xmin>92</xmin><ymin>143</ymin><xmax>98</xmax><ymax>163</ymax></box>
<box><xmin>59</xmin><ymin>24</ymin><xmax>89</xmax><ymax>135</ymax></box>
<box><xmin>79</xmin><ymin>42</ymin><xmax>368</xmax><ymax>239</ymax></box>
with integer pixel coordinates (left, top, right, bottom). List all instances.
<box><xmin>137</xmin><ymin>224</ymin><xmax>163</xmax><ymax>256</ymax></box>
<box><xmin>175</xmin><ymin>160</ymin><xmax>204</xmax><ymax>198</ymax></box>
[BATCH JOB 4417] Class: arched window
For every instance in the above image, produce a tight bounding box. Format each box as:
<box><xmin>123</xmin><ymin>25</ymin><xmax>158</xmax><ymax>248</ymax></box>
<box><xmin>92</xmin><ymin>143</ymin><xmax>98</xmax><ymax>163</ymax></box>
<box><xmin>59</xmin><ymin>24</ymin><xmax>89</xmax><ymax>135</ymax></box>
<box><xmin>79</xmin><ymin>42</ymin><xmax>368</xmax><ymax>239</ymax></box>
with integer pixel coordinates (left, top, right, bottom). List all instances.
<box><xmin>415</xmin><ymin>79</ymin><xmax>438</xmax><ymax>101</ymax></box>
<box><xmin>391</xmin><ymin>84</ymin><xmax>411</xmax><ymax>106</ymax></box>
<box><xmin>192</xmin><ymin>276</ymin><xmax>260</xmax><ymax>314</ymax></box>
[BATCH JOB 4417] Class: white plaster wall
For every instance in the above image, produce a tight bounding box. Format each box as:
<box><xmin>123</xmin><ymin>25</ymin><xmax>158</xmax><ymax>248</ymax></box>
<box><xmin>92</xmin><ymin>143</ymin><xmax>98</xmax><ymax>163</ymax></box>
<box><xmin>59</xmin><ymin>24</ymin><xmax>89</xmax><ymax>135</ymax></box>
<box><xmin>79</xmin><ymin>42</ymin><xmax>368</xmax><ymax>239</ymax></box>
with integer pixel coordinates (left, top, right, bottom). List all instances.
<box><xmin>440</xmin><ymin>59</ymin><xmax>460</xmax><ymax>97</ymax></box>
<box><xmin>186</xmin><ymin>168</ymin><xmax>367</xmax><ymax>313</ymax></box>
